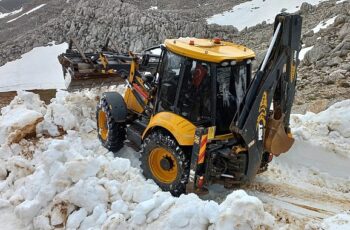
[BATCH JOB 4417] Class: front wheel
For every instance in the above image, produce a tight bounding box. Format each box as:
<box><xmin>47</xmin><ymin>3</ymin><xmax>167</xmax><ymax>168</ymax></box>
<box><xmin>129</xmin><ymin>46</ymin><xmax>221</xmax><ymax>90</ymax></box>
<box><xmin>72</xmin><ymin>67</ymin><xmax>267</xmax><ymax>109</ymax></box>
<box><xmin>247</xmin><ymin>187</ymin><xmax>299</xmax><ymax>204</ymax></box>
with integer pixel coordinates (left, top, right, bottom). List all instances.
<box><xmin>141</xmin><ymin>130</ymin><xmax>190</xmax><ymax>196</ymax></box>
<box><xmin>96</xmin><ymin>97</ymin><xmax>126</xmax><ymax>152</ymax></box>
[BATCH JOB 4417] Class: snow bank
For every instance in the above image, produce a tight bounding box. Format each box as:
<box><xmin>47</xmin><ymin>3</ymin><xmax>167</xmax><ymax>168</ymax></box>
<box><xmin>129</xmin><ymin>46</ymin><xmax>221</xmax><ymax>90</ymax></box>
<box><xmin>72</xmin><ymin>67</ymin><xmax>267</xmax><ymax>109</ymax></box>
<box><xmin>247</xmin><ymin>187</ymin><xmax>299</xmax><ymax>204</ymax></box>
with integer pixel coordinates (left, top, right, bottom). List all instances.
<box><xmin>0</xmin><ymin>42</ymin><xmax>67</xmax><ymax>92</ymax></box>
<box><xmin>0</xmin><ymin>90</ymin><xmax>274</xmax><ymax>229</ymax></box>
<box><xmin>207</xmin><ymin>0</ymin><xmax>327</xmax><ymax>30</ymax></box>
<box><xmin>290</xmin><ymin>100</ymin><xmax>350</xmax><ymax>158</ymax></box>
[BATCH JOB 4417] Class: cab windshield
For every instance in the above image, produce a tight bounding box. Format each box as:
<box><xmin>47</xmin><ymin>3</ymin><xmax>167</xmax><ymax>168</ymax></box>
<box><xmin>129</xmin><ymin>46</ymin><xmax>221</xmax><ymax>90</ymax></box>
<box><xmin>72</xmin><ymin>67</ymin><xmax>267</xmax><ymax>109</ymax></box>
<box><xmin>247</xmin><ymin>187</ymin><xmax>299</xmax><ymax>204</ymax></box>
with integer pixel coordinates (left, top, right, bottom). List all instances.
<box><xmin>157</xmin><ymin>50</ymin><xmax>212</xmax><ymax>123</ymax></box>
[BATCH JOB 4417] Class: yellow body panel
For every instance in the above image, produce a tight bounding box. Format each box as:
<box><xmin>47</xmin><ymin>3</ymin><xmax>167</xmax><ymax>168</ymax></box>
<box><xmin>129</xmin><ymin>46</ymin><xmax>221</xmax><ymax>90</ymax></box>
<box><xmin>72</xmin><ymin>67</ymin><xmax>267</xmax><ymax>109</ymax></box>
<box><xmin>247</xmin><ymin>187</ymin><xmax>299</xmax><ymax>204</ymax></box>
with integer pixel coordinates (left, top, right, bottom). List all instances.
<box><xmin>165</xmin><ymin>38</ymin><xmax>255</xmax><ymax>63</ymax></box>
<box><xmin>124</xmin><ymin>88</ymin><xmax>145</xmax><ymax>113</ymax></box>
<box><xmin>142</xmin><ymin>112</ymin><xmax>196</xmax><ymax>146</ymax></box>
<box><xmin>211</xmin><ymin>133</ymin><xmax>234</xmax><ymax>141</ymax></box>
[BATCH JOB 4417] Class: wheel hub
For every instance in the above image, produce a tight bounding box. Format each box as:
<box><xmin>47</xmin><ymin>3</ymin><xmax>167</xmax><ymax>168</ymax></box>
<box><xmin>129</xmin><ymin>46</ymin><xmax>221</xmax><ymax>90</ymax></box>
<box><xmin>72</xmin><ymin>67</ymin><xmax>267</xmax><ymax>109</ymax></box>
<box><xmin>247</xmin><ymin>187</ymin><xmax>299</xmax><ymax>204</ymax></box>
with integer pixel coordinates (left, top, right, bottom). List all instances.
<box><xmin>148</xmin><ymin>147</ymin><xmax>178</xmax><ymax>184</ymax></box>
<box><xmin>160</xmin><ymin>156</ymin><xmax>174</xmax><ymax>171</ymax></box>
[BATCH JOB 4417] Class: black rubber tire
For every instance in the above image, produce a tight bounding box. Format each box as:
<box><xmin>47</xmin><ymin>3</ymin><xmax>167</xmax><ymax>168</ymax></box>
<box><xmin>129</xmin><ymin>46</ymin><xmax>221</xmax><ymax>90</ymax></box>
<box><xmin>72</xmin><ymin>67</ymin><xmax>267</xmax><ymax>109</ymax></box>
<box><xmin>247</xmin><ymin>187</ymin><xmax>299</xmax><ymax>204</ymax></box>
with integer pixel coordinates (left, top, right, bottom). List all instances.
<box><xmin>141</xmin><ymin>130</ymin><xmax>190</xmax><ymax>196</ymax></box>
<box><xmin>96</xmin><ymin>97</ymin><xmax>126</xmax><ymax>153</ymax></box>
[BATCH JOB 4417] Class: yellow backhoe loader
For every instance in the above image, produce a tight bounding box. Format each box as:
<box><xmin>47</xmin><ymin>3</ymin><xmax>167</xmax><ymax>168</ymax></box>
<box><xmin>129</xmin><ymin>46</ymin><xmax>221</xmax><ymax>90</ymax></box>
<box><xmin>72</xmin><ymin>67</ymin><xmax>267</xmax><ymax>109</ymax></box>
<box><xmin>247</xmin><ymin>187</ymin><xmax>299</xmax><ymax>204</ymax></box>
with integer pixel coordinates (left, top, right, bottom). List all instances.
<box><xmin>59</xmin><ymin>13</ymin><xmax>302</xmax><ymax>195</ymax></box>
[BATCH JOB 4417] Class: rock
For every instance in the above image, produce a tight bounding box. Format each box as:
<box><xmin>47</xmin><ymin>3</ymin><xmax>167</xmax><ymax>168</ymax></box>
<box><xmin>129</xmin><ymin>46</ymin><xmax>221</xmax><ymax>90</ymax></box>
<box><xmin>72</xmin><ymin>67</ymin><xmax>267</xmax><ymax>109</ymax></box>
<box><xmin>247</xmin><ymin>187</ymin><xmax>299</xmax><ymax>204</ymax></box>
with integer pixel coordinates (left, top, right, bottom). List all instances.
<box><xmin>330</xmin><ymin>69</ymin><xmax>346</xmax><ymax>80</ymax></box>
<box><xmin>303</xmin><ymin>36</ymin><xmax>317</xmax><ymax>47</ymax></box>
<box><xmin>339</xmin><ymin>23</ymin><xmax>350</xmax><ymax>40</ymax></box>
<box><xmin>303</xmin><ymin>30</ymin><xmax>314</xmax><ymax>38</ymax></box>
<box><xmin>333</xmin><ymin>39</ymin><xmax>350</xmax><ymax>52</ymax></box>
<box><xmin>334</xmin><ymin>15</ymin><xmax>347</xmax><ymax>27</ymax></box>
<box><xmin>304</xmin><ymin>42</ymin><xmax>332</xmax><ymax>65</ymax></box>
<box><xmin>308</xmin><ymin>99</ymin><xmax>330</xmax><ymax>114</ymax></box>
<box><xmin>327</xmin><ymin>56</ymin><xmax>343</xmax><ymax>67</ymax></box>
<box><xmin>300</xmin><ymin>2</ymin><xmax>315</xmax><ymax>14</ymax></box>
<box><xmin>340</xmin><ymin>63</ymin><xmax>350</xmax><ymax>71</ymax></box>
<box><xmin>338</xmin><ymin>81</ymin><xmax>350</xmax><ymax>88</ymax></box>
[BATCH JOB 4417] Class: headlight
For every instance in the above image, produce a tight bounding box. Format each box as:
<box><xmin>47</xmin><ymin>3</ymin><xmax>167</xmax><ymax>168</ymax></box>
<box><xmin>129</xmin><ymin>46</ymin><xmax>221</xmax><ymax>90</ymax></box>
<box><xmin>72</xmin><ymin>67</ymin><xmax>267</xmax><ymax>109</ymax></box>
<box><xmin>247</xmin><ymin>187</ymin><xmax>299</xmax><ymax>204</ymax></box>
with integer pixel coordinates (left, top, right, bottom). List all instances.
<box><xmin>221</xmin><ymin>62</ymin><xmax>229</xmax><ymax>67</ymax></box>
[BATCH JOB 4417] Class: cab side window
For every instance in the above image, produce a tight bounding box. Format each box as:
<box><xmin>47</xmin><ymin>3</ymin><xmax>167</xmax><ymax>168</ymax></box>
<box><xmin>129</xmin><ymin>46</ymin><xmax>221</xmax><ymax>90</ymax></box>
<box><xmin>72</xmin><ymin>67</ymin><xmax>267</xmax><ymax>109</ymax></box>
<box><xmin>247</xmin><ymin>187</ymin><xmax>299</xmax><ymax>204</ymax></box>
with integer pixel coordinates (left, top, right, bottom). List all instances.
<box><xmin>157</xmin><ymin>51</ymin><xmax>182</xmax><ymax>111</ymax></box>
<box><xmin>177</xmin><ymin>61</ymin><xmax>211</xmax><ymax>122</ymax></box>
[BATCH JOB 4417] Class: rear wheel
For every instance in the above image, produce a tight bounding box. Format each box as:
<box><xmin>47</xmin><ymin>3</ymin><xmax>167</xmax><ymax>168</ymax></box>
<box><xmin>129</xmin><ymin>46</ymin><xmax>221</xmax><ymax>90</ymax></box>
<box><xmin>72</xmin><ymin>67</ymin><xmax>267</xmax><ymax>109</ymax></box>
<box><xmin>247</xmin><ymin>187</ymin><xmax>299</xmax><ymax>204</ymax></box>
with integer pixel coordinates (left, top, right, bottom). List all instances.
<box><xmin>141</xmin><ymin>130</ymin><xmax>190</xmax><ymax>196</ymax></box>
<box><xmin>96</xmin><ymin>98</ymin><xmax>126</xmax><ymax>152</ymax></box>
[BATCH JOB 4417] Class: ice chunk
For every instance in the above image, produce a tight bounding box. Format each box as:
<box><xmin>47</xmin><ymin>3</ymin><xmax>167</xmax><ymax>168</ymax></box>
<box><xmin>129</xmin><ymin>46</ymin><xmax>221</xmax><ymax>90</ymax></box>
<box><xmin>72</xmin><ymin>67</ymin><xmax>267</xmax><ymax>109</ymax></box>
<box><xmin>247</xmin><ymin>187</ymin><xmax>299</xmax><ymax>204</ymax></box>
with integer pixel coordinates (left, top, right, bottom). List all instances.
<box><xmin>33</xmin><ymin>215</ymin><xmax>51</xmax><ymax>230</ymax></box>
<box><xmin>111</xmin><ymin>200</ymin><xmax>128</xmax><ymax>214</ymax></box>
<box><xmin>211</xmin><ymin>190</ymin><xmax>274</xmax><ymax>230</ymax></box>
<box><xmin>66</xmin><ymin>208</ymin><xmax>88</xmax><ymax>229</ymax></box>
<box><xmin>14</xmin><ymin>199</ymin><xmax>41</xmax><ymax>224</ymax></box>
<box><xmin>80</xmin><ymin>205</ymin><xmax>107</xmax><ymax>229</ymax></box>
<box><xmin>58</xmin><ymin>178</ymin><xmax>108</xmax><ymax>213</ymax></box>
<box><xmin>0</xmin><ymin>107</ymin><xmax>43</xmax><ymax>144</ymax></box>
<box><xmin>0</xmin><ymin>198</ymin><xmax>10</xmax><ymax>208</ymax></box>
<box><xmin>65</xmin><ymin>159</ymin><xmax>100</xmax><ymax>182</ymax></box>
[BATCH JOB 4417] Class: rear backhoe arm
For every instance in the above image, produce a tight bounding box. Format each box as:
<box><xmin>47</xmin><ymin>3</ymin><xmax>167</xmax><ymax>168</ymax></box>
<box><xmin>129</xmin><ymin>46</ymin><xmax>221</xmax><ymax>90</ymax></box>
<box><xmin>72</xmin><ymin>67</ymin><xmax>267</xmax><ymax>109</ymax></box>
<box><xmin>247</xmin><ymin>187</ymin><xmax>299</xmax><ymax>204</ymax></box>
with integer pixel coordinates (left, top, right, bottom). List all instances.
<box><xmin>230</xmin><ymin>13</ymin><xmax>302</xmax><ymax>180</ymax></box>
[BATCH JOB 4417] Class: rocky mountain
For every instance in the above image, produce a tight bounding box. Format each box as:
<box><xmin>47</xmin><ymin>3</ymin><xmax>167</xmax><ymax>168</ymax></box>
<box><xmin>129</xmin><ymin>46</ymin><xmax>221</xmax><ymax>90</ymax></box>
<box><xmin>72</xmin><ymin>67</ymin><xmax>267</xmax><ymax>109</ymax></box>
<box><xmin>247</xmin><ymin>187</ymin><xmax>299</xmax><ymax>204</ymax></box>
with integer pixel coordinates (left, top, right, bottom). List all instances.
<box><xmin>0</xmin><ymin>0</ymin><xmax>349</xmax><ymax>113</ymax></box>
<box><xmin>0</xmin><ymin>0</ymin><xmax>30</xmax><ymax>12</ymax></box>
<box><xmin>0</xmin><ymin>0</ymin><xmax>238</xmax><ymax>66</ymax></box>
<box><xmin>228</xmin><ymin>1</ymin><xmax>350</xmax><ymax>113</ymax></box>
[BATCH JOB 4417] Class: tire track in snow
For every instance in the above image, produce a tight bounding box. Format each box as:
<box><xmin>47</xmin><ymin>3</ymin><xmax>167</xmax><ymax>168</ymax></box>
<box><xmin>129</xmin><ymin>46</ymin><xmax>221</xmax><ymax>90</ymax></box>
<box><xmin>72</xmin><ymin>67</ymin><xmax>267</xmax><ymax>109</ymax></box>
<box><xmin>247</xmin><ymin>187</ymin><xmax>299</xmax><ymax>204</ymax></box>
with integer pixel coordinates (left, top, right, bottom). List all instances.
<box><xmin>243</xmin><ymin>176</ymin><xmax>350</xmax><ymax>228</ymax></box>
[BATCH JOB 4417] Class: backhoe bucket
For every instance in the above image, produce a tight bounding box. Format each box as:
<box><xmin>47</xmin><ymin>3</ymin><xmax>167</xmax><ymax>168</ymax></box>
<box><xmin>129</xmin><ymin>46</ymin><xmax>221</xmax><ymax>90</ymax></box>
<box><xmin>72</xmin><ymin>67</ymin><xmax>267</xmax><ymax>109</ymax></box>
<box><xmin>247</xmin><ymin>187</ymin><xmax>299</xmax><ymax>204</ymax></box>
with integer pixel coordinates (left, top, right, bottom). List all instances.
<box><xmin>264</xmin><ymin>114</ymin><xmax>294</xmax><ymax>156</ymax></box>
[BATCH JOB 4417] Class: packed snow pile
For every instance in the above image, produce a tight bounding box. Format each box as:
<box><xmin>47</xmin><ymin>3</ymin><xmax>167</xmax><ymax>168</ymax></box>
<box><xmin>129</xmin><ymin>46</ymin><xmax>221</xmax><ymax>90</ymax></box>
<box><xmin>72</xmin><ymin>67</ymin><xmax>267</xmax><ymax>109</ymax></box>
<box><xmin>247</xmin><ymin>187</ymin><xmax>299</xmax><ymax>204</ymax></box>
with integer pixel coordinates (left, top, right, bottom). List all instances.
<box><xmin>0</xmin><ymin>90</ymin><xmax>274</xmax><ymax>229</ymax></box>
<box><xmin>290</xmin><ymin>100</ymin><xmax>350</xmax><ymax>158</ymax></box>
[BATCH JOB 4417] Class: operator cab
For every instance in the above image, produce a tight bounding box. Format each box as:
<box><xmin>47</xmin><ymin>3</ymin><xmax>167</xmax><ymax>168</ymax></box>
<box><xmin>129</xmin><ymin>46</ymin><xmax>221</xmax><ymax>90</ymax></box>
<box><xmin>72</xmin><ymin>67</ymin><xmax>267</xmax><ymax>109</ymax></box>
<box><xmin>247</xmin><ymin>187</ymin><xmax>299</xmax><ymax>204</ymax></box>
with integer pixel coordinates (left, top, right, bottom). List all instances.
<box><xmin>155</xmin><ymin>38</ymin><xmax>255</xmax><ymax>135</ymax></box>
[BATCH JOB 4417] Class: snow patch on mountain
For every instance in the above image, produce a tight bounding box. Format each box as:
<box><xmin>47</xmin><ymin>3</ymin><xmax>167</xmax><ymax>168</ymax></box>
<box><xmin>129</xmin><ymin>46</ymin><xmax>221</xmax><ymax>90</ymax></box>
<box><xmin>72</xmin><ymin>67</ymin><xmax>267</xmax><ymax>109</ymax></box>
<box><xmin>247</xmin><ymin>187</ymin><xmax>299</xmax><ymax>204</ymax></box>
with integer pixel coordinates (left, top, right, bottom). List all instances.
<box><xmin>0</xmin><ymin>42</ymin><xmax>67</xmax><ymax>92</ymax></box>
<box><xmin>299</xmin><ymin>46</ymin><xmax>314</xmax><ymax>60</ymax></box>
<box><xmin>0</xmin><ymin>7</ymin><xmax>22</xmax><ymax>19</ymax></box>
<box><xmin>7</xmin><ymin>4</ymin><xmax>46</xmax><ymax>23</ymax></box>
<box><xmin>207</xmin><ymin>0</ymin><xmax>327</xmax><ymax>30</ymax></box>
<box><xmin>312</xmin><ymin>15</ymin><xmax>338</xmax><ymax>33</ymax></box>
<box><xmin>336</xmin><ymin>0</ymin><xmax>348</xmax><ymax>4</ymax></box>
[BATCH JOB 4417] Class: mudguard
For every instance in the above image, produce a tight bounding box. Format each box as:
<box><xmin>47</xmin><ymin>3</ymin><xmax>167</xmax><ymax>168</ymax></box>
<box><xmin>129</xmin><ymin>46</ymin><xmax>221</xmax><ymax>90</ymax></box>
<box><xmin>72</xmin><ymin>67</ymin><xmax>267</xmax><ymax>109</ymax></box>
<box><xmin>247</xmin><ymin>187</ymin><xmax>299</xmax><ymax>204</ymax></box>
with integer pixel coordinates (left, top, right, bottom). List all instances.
<box><xmin>142</xmin><ymin>112</ymin><xmax>196</xmax><ymax>146</ymax></box>
<box><xmin>102</xmin><ymin>92</ymin><xmax>127</xmax><ymax>123</ymax></box>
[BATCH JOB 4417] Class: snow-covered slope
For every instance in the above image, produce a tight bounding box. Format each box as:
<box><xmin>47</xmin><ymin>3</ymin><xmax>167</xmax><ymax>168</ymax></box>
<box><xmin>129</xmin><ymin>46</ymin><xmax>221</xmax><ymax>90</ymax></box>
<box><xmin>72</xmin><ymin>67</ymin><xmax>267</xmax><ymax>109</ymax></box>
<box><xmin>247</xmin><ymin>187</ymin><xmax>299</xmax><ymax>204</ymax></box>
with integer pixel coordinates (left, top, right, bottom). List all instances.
<box><xmin>0</xmin><ymin>42</ymin><xmax>67</xmax><ymax>92</ymax></box>
<box><xmin>0</xmin><ymin>90</ymin><xmax>275</xmax><ymax>229</ymax></box>
<box><xmin>207</xmin><ymin>0</ymin><xmax>328</xmax><ymax>30</ymax></box>
<box><xmin>0</xmin><ymin>89</ymin><xmax>350</xmax><ymax>229</ymax></box>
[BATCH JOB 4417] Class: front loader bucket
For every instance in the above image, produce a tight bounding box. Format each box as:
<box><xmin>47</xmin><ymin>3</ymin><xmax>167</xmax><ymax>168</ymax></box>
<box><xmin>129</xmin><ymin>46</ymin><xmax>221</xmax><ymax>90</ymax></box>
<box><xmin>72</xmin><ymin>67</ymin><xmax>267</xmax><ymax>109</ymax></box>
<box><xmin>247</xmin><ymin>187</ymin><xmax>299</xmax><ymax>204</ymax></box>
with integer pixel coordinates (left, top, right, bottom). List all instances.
<box><xmin>264</xmin><ymin>114</ymin><xmax>294</xmax><ymax>156</ymax></box>
<box><xmin>63</xmin><ymin>70</ymin><xmax>125</xmax><ymax>92</ymax></box>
